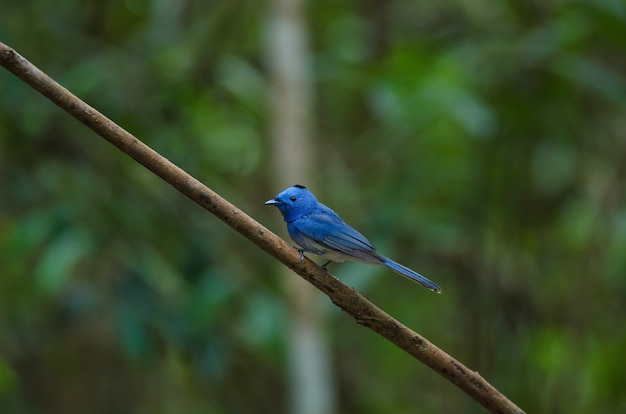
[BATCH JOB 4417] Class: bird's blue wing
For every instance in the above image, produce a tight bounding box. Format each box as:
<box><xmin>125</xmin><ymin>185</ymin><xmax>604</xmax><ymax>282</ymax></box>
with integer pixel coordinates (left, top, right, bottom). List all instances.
<box><xmin>289</xmin><ymin>205</ymin><xmax>382</xmax><ymax>264</ymax></box>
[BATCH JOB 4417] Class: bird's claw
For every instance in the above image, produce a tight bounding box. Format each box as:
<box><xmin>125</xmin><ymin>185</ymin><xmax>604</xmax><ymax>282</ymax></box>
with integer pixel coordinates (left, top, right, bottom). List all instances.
<box><xmin>295</xmin><ymin>248</ymin><xmax>306</xmax><ymax>263</ymax></box>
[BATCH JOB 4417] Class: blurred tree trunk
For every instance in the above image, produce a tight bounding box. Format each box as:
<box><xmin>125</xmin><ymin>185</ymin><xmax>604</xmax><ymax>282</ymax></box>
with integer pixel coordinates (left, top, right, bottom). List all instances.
<box><xmin>266</xmin><ymin>1</ymin><xmax>336</xmax><ymax>414</ymax></box>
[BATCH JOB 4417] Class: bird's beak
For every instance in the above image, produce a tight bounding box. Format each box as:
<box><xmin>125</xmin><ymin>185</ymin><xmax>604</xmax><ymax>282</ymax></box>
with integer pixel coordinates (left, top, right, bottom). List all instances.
<box><xmin>264</xmin><ymin>199</ymin><xmax>279</xmax><ymax>206</ymax></box>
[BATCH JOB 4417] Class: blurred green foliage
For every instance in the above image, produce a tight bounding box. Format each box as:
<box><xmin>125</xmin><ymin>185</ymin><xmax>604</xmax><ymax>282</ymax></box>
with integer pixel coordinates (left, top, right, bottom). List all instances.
<box><xmin>2</xmin><ymin>0</ymin><xmax>626</xmax><ymax>413</ymax></box>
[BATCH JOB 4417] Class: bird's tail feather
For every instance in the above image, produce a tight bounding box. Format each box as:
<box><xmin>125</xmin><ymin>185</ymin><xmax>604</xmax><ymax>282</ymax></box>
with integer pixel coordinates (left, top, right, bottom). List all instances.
<box><xmin>382</xmin><ymin>258</ymin><xmax>442</xmax><ymax>293</ymax></box>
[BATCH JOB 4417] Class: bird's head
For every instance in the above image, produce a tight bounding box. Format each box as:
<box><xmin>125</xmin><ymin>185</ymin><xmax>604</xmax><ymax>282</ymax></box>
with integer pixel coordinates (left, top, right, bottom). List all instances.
<box><xmin>265</xmin><ymin>185</ymin><xmax>318</xmax><ymax>222</ymax></box>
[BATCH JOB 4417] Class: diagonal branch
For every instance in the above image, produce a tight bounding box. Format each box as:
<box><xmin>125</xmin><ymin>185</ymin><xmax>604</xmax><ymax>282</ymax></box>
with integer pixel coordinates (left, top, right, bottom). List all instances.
<box><xmin>0</xmin><ymin>41</ymin><xmax>524</xmax><ymax>414</ymax></box>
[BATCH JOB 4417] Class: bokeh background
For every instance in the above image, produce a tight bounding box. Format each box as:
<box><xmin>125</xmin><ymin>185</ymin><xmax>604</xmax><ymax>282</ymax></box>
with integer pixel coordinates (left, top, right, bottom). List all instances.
<box><xmin>2</xmin><ymin>0</ymin><xmax>626</xmax><ymax>413</ymax></box>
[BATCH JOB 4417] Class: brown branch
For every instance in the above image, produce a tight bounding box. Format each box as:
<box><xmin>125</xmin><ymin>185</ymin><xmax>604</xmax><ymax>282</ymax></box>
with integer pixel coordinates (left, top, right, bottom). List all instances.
<box><xmin>0</xmin><ymin>41</ymin><xmax>524</xmax><ymax>414</ymax></box>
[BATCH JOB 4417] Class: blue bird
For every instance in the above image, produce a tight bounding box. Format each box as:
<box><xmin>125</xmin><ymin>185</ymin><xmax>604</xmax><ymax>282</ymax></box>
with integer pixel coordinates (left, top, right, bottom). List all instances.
<box><xmin>265</xmin><ymin>185</ymin><xmax>442</xmax><ymax>293</ymax></box>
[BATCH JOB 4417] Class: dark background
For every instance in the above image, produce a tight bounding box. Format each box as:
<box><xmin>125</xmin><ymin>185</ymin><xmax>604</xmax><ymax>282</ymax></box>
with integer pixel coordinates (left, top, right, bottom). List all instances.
<box><xmin>1</xmin><ymin>0</ymin><xmax>626</xmax><ymax>412</ymax></box>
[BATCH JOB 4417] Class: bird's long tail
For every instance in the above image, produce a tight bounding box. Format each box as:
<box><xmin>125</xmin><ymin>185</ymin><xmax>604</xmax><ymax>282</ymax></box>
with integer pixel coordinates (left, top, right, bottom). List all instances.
<box><xmin>381</xmin><ymin>258</ymin><xmax>442</xmax><ymax>293</ymax></box>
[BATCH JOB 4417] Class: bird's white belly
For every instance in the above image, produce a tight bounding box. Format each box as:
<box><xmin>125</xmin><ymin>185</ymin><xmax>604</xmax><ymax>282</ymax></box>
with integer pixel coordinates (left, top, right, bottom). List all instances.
<box><xmin>317</xmin><ymin>249</ymin><xmax>351</xmax><ymax>263</ymax></box>
<box><xmin>298</xmin><ymin>239</ymin><xmax>351</xmax><ymax>262</ymax></box>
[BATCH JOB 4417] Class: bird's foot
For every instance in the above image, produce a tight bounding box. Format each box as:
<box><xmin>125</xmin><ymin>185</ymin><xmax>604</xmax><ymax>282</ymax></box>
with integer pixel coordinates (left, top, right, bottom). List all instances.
<box><xmin>295</xmin><ymin>248</ymin><xmax>306</xmax><ymax>263</ymax></box>
<box><xmin>294</xmin><ymin>247</ymin><xmax>327</xmax><ymax>265</ymax></box>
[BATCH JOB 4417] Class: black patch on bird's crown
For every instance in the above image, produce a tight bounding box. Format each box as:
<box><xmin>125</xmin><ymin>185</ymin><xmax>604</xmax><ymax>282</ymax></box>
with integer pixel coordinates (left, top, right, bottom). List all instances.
<box><xmin>294</xmin><ymin>184</ymin><xmax>307</xmax><ymax>189</ymax></box>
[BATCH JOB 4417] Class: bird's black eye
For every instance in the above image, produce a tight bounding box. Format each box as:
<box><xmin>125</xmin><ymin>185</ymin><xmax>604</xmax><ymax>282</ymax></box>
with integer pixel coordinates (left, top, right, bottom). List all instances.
<box><xmin>290</xmin><ymin>196</ymin><xmax>297</xmax><ymax>202</ymax></box>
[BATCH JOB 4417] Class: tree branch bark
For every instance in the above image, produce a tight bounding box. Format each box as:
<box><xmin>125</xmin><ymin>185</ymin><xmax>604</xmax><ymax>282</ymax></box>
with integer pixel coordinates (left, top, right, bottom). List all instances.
<box><xmin>0</xmin><ymin>41</ymin><xmax>524</xmax><ymax>414</ymax></box>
